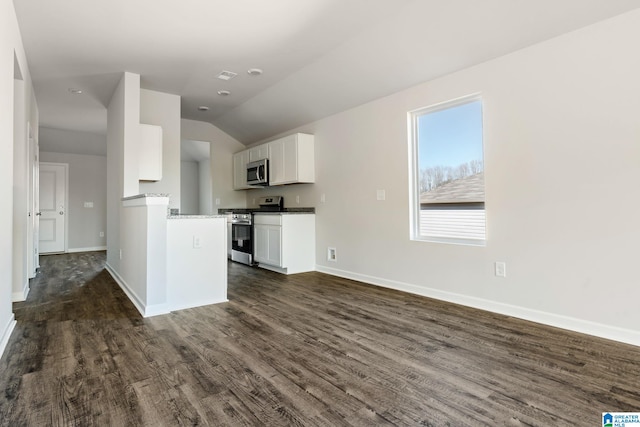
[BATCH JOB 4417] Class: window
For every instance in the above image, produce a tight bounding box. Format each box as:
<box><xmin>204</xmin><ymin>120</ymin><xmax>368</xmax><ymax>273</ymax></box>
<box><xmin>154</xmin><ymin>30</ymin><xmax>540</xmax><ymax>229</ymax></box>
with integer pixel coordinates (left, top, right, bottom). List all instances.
<box><xmin>409</xmin><ymin>95</ymin><xmax>485</xmax><ymax>245</ymax></box>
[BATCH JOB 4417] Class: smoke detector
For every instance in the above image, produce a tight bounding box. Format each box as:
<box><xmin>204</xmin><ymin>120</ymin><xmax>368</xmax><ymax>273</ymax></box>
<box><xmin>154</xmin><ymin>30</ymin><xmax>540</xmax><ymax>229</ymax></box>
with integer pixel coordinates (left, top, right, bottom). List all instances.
<box><xmin>216</xmin><ymin>71</ymin><xmax>237</xmax><ymax>81</ymax></box>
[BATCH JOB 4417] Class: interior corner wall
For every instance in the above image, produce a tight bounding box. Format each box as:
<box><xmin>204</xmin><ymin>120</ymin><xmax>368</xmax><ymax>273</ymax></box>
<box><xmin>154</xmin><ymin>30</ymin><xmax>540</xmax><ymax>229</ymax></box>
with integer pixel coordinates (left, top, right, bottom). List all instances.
<box><xmin>40</xmin><ymin>152</ymin><xmax>107</xmax><ymax>251</ymax></box>
<box><xmin>139</xmin><ymin>89</ymin><xmax>181</xmax><ymax>209</ymax></box>
<box><xmin>248</xmin><ymin>10</ymin><xmax>640</xmax><ymax>345</ymax></box>
<box><xmin>181</xmin><ymin>119</ymin><xmax>247</xmax><ymax>210</ymax></box>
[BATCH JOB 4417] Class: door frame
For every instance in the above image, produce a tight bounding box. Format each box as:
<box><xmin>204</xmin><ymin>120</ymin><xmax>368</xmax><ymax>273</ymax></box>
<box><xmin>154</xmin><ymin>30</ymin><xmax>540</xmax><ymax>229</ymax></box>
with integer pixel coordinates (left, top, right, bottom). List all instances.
<box><xmin>39</xmin><ymin>162</ymin><xmax>69</xmax><ymax>254</ymax></box>
<box><xmin>27</xmin><ymin>123</ymin><xmax>39</xmax><ymax>276</ymax></box>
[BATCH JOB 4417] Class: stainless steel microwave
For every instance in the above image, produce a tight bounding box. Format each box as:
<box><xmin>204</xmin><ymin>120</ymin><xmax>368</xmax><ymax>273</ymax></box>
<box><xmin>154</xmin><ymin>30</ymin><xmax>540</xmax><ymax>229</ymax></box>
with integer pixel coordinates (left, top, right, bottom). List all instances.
<box><xmin>246</xmin><ymin>159</ymin><xmax>269</xmax><ymax>186</ymax></box>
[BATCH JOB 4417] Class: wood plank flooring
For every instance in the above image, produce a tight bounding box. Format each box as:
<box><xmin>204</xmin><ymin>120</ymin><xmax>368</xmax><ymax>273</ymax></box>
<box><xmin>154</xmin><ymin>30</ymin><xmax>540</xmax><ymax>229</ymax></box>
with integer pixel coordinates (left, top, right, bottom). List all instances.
<box><xmin>1</xmin><ymin>251</ymin><xmax>639</xmax><ymax>426</ymax></box>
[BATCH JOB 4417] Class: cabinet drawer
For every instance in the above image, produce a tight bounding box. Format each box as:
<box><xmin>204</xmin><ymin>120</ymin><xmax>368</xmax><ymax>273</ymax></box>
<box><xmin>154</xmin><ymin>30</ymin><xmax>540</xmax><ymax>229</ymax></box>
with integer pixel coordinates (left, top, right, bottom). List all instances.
<box><xmin>253</xmin><ymin>214</ymin><xmax>282</xmax><ymax>226</ymax></box>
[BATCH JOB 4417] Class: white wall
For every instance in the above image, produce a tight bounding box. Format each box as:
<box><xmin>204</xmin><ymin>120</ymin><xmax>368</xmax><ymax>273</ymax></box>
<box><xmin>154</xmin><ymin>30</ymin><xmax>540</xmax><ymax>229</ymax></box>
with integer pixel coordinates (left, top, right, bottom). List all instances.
<box><xmin>139</xmin><ymin>88</ymin><xmax>181</xmax><ymax>209</ymax></box>
<box><xmin>12</xmin><ymin>78</ymin><xmax>28</xmax><ymax>300</ymax></box>
<box><xmin>106</xmin><ymin>72</ymin><xmax>140</xmax><ymax>272</ymax></box>
<box><xmin>39</xmin><ymin>127</ymin><xmax>106</xmax><ymax>156</ymax></box>
<box><xmin>40</xmin><ymin>152</ymin><xmax>107</xmax><ymax>251</ymax></box>
<box><xmin>180</xmin><ymin>160</ymin><xmax>199</xmax><ymax>214</ymax></box>
<box><xmin>1</xmin><ymin>0</ymin><xmax>39</xmax><ymax>356</ymax></box>
<box><xmin>181</xmin><ymin>119</ymin><xmax>246</xmax><ymax>210</ymax></box>
<box><xmin>198</xmin><ymin>159</ymin><xmax>212</xmax><ymax>214</ymax></box>
<box><xmin>247</xmin><ymin>10</ymin><xmax>640</xmax><ymax>345</ymax></box>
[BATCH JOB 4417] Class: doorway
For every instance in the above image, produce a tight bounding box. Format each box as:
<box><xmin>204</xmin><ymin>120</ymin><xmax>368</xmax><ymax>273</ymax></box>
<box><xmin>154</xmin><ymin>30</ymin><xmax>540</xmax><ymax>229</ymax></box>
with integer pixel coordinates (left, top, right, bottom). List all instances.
<box><xmin>180</xmin><ymin>139</ymin><xmax>211</xmax><ymax>214</ymax></box>
<box><xmin>39</xmin><ymin>162</ymin><xmax>68</xmax><ymax>253</ymax></box>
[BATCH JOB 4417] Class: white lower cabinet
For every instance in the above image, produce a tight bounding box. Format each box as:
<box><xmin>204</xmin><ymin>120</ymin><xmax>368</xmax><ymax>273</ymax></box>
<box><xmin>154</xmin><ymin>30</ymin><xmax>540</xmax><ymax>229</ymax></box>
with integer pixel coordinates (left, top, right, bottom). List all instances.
<box><xmin>253</xmin><ymin>213</ymin><xmax>315</xmax><ymax>274</ymax></box>
<box><xmin>254</xmin><ymin>222</ymin><xmax>282</xmax><ymax>266</ymax></box>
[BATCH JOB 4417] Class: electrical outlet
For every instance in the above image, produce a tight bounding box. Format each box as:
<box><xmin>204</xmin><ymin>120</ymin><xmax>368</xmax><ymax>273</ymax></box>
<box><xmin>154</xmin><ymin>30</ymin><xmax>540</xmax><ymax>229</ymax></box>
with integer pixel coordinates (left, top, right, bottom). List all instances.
<box><xmin>495</xmin><ymin>262</ymin><xmax>506</xmax><ymax>277</ymax></box>
<box><xmin>119</xmin><ymin>249</ymin><xmax>123</xmax><ymax>260</ymax></box>
<box><xmin>320</xmin><ymin>194</ymin><xmax>326</xmax><ymax>203</ymax></box>
<box><xmin>193</xmin><ymin>236</ymin><xmax>202</xmax><ymax>249</ymax></box>
<box><xmin>215</xmin><ymin>198</ymin><xmax>221</xmax><ymax>205</ymax></box>
<box><xmin>376</xmin><ymin>189</ymin><xmax>386</xmax><ymax>201</ymax></box>
<box><xmin>327</xmin><ymin>247</ymin><xmax>337</xmax><ymax>262</ymax></box>
<box><xmin>99</xmin><ymin>231</ymin><xmax>104</xmax><ymax>238</ymax></box>
<box><xmin>296</xmin><ymin>195</ymin><xmax>300</xmax><ymax>204</ymax></box>
<box><xmin>83</xmin><ymin>201</ymin><xmax>94</xmax><ymax>208</ymax></box>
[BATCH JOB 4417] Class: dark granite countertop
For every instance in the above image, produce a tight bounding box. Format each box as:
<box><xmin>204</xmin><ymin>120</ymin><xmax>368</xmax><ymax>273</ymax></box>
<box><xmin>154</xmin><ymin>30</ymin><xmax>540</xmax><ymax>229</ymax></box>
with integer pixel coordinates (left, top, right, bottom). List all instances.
<box><xmin>218</xmin><ymin>207</ymin><xmax>315</xmax><ymax>214</ymax></box>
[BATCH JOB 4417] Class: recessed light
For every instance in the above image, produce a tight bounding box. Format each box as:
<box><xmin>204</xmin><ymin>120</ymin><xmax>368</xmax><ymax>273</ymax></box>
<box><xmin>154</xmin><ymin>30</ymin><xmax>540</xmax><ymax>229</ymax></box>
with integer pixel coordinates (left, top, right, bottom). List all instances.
<box><xmin>247</xmin><ymin>68</ymin><xmax>263</xmax><ymax>76</ymax></box>
<box><xmin>68</xmin><ymin>88</ymin><xmax>83</xmax><ymax>94</ymax></box>
<box><xmin>197</xmin><ymin>106</ymin><xmax>209</xmax><ymax>111</ymax></box>
<box><xmin>216</xmin><ymin>71</ymin><xmax>237</xmax><ymax>81</ymax></box>
<box><xmin>217</xmin><ymin>90</ymin><xmax>231</xmax><ymax>96</ymax></box>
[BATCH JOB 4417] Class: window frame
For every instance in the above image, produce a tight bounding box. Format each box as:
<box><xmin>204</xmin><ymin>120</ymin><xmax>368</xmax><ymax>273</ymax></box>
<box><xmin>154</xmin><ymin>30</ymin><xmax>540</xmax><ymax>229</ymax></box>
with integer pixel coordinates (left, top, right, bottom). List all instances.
<box><xmin>408</xmin><ymin>93</ymin><xmax>486</xmax><ymax>246</ymax></box>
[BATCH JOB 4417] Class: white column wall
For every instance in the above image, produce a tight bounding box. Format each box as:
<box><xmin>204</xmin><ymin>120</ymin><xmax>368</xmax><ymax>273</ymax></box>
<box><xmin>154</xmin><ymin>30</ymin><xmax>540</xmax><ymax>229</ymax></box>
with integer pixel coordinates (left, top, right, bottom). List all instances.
<box><xmin>139</xmin><ymin>89</ymin><xmax>181</xmax><ymax>209</ymax></box>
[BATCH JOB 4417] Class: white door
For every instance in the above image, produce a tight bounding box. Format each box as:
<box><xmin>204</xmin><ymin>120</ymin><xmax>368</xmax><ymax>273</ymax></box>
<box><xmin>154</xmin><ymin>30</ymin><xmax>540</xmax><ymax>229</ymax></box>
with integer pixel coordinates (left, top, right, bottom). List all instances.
<box><xmin>39</xmin><ymin>163</ymin><xmax>67</xmax><ymax>253</ymax></box>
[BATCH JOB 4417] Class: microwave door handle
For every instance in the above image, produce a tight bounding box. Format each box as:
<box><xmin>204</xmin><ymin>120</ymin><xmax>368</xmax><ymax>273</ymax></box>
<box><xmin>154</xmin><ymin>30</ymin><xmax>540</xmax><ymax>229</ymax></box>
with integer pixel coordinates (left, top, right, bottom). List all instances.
<box><xmin>258</xmin><ymin>165</ymin><xmax>263</xmax><ymax>182</ymax></box>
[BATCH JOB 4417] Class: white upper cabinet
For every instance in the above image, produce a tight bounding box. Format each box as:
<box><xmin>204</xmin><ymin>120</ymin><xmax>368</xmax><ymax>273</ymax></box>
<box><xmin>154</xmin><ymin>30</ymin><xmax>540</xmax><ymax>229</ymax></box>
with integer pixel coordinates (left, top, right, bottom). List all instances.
<box><xmin>232</xmin><ymin>133</ymin><xmax>315</xmax><ymax>189</ymax></box>
<box><xmin>139</xmin><ymin>124</ymin><xmax>163</xmax><ymax>181</ymax></box>
<box><xmin>248</xmin><ymin>144</ymin><xmax>269</xmax><ymax>162</ymax></box>
<box><xmin>232</xmin><ymin>150</ymin><xmax>251</xmax><ymax>190</ymax></box>
<box><xmin>268</xmin><ymin>133</ymin><xmax>314</xmax><ymax>186</ymax></box>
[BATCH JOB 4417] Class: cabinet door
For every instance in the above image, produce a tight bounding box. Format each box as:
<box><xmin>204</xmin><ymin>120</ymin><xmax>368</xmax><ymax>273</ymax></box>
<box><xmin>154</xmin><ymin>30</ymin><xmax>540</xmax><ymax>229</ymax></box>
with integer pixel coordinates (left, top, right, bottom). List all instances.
<box><xmin>269</xmin><ymin>134</ymin><xmax>297</xmax><ymax>185</ymax></box>
<box><xmin>266</xmin><ymin>226</ymin><xmax>282</xmax><ymax>266</ymax></box>
<box><xmin>249</xmin><ymin>143</ymin><xmax>269</xmax><ymax>162</ymax></box>
<box><xmin>232</xmin><ymin>150</ymin><xmax>250</xmax><ymax>190</ymax></box>
<box><xmin>253</xmin><ymin>224</ymin><xmax>282</xmax><ymax>266</ymax></box>
<box><xmin>254</xmin><ymin>224</ymin><xmax>268</xmax><ymax>262</ymax></box>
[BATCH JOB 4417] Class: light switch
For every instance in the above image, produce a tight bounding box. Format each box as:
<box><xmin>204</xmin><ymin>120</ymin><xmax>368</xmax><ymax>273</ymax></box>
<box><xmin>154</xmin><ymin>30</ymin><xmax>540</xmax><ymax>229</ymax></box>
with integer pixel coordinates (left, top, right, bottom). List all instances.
<box><xmin>376</xmin><ymin>190</ymin><xmax>386</xmax><ymax>201</ymax></box>
<box><xmin>84</xmin><ymin>201</ymin><xmax>94</xmax><ymax>208</ymax></box>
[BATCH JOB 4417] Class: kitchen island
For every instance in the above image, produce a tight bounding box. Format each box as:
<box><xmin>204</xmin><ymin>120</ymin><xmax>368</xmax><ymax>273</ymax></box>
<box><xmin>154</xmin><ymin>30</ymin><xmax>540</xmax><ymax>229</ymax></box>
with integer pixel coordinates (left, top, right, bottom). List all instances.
<box><xmin>167</xmin><ymin>214</ymin><xmax>228</xmax><ymax>311</ymax></box>
<box><xmin>110</xmin><ymin>194</ymin><xmax>228</xmax><ymax>317</ymax></box>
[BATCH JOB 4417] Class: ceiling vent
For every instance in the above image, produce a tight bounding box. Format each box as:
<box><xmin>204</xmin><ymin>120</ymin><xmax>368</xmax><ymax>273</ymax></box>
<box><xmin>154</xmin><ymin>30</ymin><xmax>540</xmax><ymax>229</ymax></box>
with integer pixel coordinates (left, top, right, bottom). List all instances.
<box><xmin>216</xmin><ymin>70</ymin><xmax>237</xmax><ymax>81</ymax></box>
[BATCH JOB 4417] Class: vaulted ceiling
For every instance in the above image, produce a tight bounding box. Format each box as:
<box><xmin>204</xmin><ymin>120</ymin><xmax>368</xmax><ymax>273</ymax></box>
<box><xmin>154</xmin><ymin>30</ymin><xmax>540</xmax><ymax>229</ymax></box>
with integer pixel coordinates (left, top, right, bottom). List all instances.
<box><xmin>14</xmin><ymin>0</ymin><xmax>640</xmax><ymax>144</ymax></box>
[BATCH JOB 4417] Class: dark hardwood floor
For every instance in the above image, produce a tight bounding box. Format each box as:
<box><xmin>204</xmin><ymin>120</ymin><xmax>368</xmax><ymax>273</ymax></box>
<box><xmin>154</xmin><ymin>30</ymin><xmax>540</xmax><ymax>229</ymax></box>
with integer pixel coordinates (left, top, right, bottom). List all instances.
<box><xmin>1</xmin><ymin>252</ymin><xmax>639</xmax><ymax>426</ymax></box>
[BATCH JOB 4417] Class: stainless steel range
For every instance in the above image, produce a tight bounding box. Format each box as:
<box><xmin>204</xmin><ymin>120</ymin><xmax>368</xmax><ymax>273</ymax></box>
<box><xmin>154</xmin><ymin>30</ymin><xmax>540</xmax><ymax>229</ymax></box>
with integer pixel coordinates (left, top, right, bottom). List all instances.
<box><xmin>230</xmin><ymin>212</ymin><xmax>253</xmax><ymax>265</ymax></box>
<box><xmin>228</xmin><ymin>196</ymin><xmax>284</xmax><ymax>266</ymax></box>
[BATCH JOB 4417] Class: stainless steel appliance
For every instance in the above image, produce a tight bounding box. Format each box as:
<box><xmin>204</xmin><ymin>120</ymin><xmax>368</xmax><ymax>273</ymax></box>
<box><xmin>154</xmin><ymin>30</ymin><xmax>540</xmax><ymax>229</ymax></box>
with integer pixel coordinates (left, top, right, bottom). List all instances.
<box><xmin>230</xmin><ymin>213</ymin><xmax>253</xmax><ymax>265</ymax></box>
<box><xmin>257</xmin><ymin>196</ymin><xmax>284</xmax><ymax>211</ymax></box>
<box><xmin>228</xmin><ymin>196</ymin><xmax>283</xmax><ymax>266</ymax></box>
<box><xmin>246</xmin><ymin>159</ymin><xmax>269</xmax><ymax>186</ymax></box>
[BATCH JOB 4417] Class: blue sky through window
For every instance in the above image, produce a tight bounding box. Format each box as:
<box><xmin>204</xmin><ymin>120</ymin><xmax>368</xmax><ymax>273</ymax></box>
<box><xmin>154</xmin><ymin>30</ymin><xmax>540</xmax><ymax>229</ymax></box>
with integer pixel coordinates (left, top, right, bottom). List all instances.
<box><xmin>417</xmin><ymin>99</ymin><xmax>483</xmax><ymax>170</ymax></box>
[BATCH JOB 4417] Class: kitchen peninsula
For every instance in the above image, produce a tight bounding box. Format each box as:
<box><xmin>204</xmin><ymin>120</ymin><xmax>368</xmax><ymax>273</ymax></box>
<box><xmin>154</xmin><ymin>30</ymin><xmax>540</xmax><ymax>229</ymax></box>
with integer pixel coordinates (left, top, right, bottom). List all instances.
<box><xmin>109</xmin><ymin>193</ymin><xmax>228</xmax><ymax>317</ymax></box>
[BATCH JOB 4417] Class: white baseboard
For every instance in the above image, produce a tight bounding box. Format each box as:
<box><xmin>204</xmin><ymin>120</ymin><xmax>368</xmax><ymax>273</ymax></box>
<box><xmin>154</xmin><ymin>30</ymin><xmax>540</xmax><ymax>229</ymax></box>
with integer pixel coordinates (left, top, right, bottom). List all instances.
<box><xmin>316</xmin><ymin>265</ymin><xmax>640</xmax><ymax>348</ymax></box>
<box><xmin>0</xmin><ymin>315</ymin><xmax>17</xmax><ymax>359</ymax></box>
<box><xmin>12</xmin><ymin>281</ymin><xmax>30</xmax><ymax>302</ymax></box>
<box><xmin>67</xmin><ymin>246</ymin><xmax>107</xmax><ymax>253</ymax></box>
<box><xmin>170</xmin><ymin>298</ymin><xmax>229</xmax><ymax>313</ymax></box>
<box><xmin>105</xmin><ymin>263</ymin><xmax>170</xmax><ymax>318</ymax></box>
